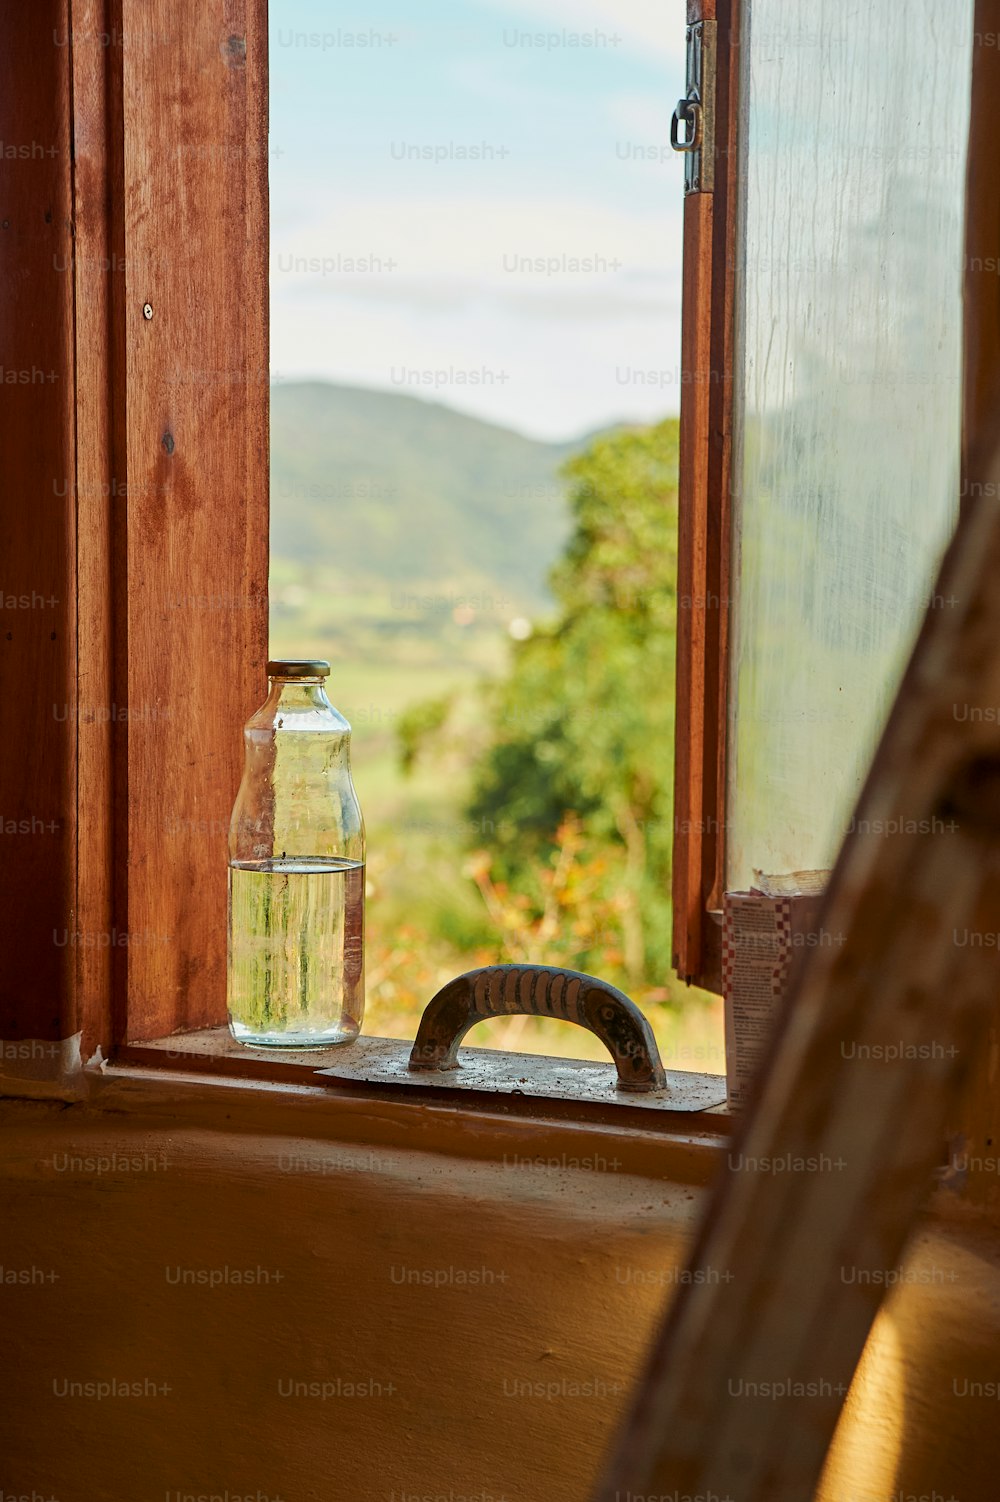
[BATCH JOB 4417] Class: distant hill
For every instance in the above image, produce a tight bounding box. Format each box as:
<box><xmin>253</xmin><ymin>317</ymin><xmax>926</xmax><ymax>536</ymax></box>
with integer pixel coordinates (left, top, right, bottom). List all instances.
<box><xmin>270</xmin><ymin>382</ymin><xmax>584</xmax><ymax>608</ymax></box>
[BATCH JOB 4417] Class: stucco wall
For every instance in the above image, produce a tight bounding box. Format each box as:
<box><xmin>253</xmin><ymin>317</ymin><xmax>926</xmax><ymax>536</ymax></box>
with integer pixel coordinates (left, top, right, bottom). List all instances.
<box><xmin>2</xmin><ymin>1073</ymin><xmax>998</xmax><ymax>1502</ymax></box>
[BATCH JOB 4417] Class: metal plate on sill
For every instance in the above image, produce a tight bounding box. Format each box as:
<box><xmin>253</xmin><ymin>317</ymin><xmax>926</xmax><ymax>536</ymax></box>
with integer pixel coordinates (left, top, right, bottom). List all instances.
<box><xmin>316</xmin><ymin>1036</ymin><xmax>726</xmax><ymax>1113</ymax></box>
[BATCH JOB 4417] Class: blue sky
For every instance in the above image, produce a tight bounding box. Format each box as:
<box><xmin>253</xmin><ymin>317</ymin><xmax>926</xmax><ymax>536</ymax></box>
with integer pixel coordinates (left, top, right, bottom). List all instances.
<box><xmin>269</xmin><ymin>0</ymin><xmax>687</xmax><ymax>440</ymax></box>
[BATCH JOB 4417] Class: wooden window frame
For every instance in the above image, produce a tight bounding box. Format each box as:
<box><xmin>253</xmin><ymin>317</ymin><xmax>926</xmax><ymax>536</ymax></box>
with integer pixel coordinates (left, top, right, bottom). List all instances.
<box><xmin>1</xmin><ymin>0</ymin><xmax>268</xmax><ymax>1065</ymax></box>
<box><xmin>13</xmin><ymin>0</ymin><xmax>983</xmax><ymax>1115</ymax></box>
<box><xmin>671</xmin><ymin>0</ymin><xmax>741</xmax><ymax>995</ymax></box>
<box><xmin>1</xmin><ymin>0</ymin><xmax>732</xmax><ymax>1118</ymax></box>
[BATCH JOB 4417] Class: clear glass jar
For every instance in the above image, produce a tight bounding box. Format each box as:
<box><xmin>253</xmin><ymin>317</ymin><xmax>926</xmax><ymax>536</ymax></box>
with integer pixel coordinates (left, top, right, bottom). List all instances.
<box><xmin>227</xmin><ymin>659</ymin><xmax>365</xmax><ymax>1048</ymax></box>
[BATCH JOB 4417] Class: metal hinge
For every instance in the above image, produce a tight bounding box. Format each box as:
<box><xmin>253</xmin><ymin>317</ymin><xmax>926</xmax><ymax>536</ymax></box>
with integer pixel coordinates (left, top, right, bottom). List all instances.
<box><xmin>671</xmin><ymin>18</ymin><xmax>716</xmax><ymax>194</ymax></box>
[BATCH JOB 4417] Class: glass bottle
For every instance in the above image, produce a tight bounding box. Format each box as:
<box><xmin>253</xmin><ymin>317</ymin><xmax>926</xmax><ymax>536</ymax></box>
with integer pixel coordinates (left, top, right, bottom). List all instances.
<box><xmin>227</xmin><ymin>659</ymin><xmax>365</xmax><ymax>1047</ymax></box>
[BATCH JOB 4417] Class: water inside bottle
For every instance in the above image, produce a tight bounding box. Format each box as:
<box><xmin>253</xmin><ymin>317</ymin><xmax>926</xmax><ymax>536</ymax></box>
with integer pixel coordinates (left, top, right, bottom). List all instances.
<box><xmin>227</xmin><ymin>857</ymin><xmax>365</xmax><ymax>1047</ymax></box>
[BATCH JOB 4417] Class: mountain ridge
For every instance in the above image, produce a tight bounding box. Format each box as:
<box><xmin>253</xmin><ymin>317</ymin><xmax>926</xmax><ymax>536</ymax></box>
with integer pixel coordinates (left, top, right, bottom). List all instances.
<box><xmin>270</xmin><ymin>381</ymin><xmax>592</xmax><ymax>607</ymax></box>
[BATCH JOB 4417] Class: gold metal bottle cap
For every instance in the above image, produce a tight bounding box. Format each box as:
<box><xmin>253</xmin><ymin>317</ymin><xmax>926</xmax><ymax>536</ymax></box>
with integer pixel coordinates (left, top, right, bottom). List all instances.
<box><xmin>266</xmin><ymin>659</ymin><xmax>330</xmax><ymax>679</ymax></box>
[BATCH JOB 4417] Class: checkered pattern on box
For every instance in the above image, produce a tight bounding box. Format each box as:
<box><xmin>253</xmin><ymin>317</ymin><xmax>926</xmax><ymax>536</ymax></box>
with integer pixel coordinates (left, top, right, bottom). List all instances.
<box><xmin>722</xmin><ymin>895</ymin><xmax>794</xmax><ymax>1000</ymax></box>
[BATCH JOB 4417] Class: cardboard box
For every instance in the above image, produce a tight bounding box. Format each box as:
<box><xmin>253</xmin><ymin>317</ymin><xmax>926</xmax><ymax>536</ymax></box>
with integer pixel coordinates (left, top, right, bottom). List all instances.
<box><xmin>722</xmin><ymin>887</ymin><xmax>827</xmax><ymax>1110</ymax></box>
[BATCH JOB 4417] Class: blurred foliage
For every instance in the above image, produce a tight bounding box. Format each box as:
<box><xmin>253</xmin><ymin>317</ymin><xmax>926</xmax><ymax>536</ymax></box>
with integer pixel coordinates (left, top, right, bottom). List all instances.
<box><xmin>396</xmin><ymin>693</ymin><xmax>454</xmax><ymax>775</ymax></box>
<box><xmin>461</xmin><ymin>418</ymin><xmax>681</xmax><ymax>991</ymax></box>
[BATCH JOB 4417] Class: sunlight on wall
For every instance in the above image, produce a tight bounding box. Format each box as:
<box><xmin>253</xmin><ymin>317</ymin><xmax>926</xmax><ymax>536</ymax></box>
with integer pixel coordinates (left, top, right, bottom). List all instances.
<box><xmin>819</xmin><ymin>1307</ymin><xmax>905</xmax><ymax>1502</ymax></box>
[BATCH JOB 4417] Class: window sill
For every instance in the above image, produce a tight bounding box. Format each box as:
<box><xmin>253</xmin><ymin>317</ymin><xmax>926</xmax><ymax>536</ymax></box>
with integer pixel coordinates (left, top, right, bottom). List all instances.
<box><xmin>117</xmin><ymin>1027</ymin><xmax>730</xmax><ymax>1134</ymax></box>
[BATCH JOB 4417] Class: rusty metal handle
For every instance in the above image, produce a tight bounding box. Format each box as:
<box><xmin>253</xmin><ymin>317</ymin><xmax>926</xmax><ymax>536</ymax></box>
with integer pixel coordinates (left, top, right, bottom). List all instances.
<box><xmin>670</xmin><ymin>90</ymin><xmax>702</xmax><ymax>153</ymax></box>
<box><xmin>408</xmin><ymin>964</ymin><xmax>666</xmax><ymax>1093</ymax></box>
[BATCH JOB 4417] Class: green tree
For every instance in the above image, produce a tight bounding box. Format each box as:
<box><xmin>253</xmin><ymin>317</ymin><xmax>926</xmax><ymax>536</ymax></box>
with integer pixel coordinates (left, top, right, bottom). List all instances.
<box><xmin>467</xmin><ymin>418</ymin><xmax>679</xmax><ymax>988</ymax></box>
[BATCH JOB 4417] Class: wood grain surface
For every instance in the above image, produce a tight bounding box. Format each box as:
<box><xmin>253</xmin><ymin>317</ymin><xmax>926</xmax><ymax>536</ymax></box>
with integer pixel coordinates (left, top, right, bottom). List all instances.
<box><xmin>0</xmin><ymin>0</ymin><xmax>78</xmax><ymax>1043</ymax></box>
<box><xmin>119</xmin><ymin>0</ymin><xmax>269</xmax><ymax>1040</ymax></box>
<box><xmin>0</xmin><ymin>0</ymin><xmax>268</xmax><ymax>1056</ymax></box>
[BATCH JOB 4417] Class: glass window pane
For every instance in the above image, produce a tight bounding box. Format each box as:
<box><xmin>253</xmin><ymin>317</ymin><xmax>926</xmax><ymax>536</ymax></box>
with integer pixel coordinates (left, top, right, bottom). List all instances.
<box><xmin>727</xmin><ymin>4</ymin><xmax>974</xmax><ymax>890</ymax></box>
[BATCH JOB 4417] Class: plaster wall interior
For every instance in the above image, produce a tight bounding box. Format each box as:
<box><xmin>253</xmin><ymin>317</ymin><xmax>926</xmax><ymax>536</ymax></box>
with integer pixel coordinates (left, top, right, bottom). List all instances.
<box><xmin>2</xmin><ymin>1072</ymin><xmax>999</xmax><ymax>1502</ymax></box>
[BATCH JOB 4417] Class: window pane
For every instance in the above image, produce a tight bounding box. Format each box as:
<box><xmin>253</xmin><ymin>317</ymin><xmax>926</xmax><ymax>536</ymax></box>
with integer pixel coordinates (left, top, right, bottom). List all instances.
<box><xmin>727</xmin><ymin>4</ymin><xmax>974</xmax><ymax>890</ymax></box>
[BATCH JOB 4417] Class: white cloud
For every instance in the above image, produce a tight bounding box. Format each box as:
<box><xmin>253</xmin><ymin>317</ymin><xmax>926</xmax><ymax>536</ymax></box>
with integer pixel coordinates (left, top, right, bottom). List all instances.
<box><xmin>467</xmin><ymin>0</ymin><xmax>688</xmax><ymax>65</ymax></box>
<box><xmin>270</xmin><ymin>188</ymin><xmax>681</xmax><ymax>291</ymax></box>
<box><xmin>270</xmin><ymin>188</ymin><xmax>683</xmax><ymax>437</ymax></box>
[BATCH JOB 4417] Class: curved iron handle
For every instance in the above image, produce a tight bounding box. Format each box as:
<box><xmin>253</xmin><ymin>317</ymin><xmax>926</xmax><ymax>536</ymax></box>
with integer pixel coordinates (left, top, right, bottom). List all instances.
<box><xmin>408</xmin><ymin>964</ymin><xmax>666</xmax><ymax>1093</ymax></box>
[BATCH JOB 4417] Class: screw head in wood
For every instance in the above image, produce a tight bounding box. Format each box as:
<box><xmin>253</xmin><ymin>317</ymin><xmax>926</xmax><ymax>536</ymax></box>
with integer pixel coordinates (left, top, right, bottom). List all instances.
<box><xmin>142</xmin><ymin>303</ymin><xmax>154</xmax><ymax>320</ymax></box>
